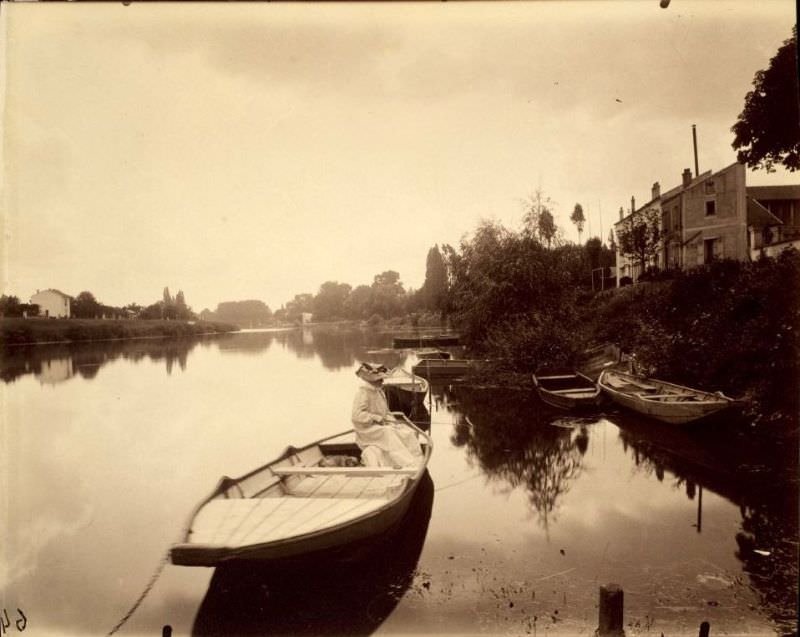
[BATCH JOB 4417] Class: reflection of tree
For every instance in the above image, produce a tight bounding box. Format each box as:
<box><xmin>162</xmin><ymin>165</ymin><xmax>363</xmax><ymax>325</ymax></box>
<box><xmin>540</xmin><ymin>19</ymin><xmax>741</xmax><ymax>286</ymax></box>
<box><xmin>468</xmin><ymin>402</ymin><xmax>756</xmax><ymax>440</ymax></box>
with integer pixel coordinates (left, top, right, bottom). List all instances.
<box><xmin>615</xmin><ymin>415</ymin><xmax>798</xmax><ymax>636</ymax></box>
<box><xmin>449</xmin><ymin>387</ymin><xmax>585</xmax><ymax>531</ymax></box>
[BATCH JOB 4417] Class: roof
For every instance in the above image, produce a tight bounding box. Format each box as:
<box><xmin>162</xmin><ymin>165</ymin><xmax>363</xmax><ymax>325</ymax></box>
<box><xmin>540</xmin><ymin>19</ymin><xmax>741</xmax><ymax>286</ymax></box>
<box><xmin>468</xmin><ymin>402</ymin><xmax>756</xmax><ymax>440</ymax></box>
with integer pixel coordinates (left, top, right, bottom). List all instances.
<box><xmin>32</xmin><ymin>288</ymin><xmax>73</xmax><ymax>299</ymax></box>
<box><xmin>614</xmin><ymin>169</ymin><xmax>716</xmax><ymax>226</ymax></box>
<box><xmin>746</xmin><ymin>185</ymin><xmax>800</xmax><ymax>201</ymax></box>
<box><xmin>746</xmin><ymin>197</ymin><xmax>783</xmax><ymax>227</ymax></box>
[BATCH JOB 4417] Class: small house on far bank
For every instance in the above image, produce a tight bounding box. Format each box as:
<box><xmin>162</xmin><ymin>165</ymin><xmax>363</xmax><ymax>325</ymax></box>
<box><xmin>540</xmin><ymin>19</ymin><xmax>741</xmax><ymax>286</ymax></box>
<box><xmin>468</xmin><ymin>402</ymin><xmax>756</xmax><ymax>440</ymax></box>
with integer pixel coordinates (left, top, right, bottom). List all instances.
<box><xmin>30</xmin><ymin>289</ymin><xmax>72</xmax><ymax>318</ymax></box>
<box><xmin>614</xmin><ymin>163</ymin><xmax>800</xmax><ymax>285</ymax></box>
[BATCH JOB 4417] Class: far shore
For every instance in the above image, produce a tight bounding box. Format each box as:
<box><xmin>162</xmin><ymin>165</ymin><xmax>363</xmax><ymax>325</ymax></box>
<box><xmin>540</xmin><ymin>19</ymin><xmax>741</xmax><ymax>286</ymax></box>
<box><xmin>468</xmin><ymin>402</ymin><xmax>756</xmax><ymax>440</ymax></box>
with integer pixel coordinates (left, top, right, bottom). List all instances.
<box><xmin>0</xmin><ymin>317</ymin><xmax>240</xmax><ymax>347</ymax></box>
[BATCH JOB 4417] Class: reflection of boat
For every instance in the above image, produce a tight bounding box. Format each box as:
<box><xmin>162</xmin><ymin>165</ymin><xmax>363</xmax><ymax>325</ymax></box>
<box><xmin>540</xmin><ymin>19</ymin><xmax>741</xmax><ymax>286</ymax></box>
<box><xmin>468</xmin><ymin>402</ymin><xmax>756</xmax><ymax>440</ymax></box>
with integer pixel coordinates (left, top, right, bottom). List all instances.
<box><xmin>171</xmin><ymin>416</ymin><xmax>432</xmax><ymax>566</ymax></box>
<box><xmin>382</xmin><ymin>367</ymin><xmax>429</xmax><ymax>414</ymax></box>
<box><xmin>411</xmin><ymin>358</ymin><xmax>476</xmax><ymax>379</ymax></box>
<box><xmin>191</xmin><ymin>471</ymin><xmax>434</xmax><ymax>637</ymax></box>
<box><xmin>416</xmin><ymin>348</ymin><xmax>451</xmax><ymax>360</ymax></box>
<box><xmin>598</xmin><ymin>369</ymin><xmax>737</xmax><ymax>425</ymax></box>
<box><xmin>533</xmin><ymin>371</ymin><xmax>601</xmax><ymax>410</ymax></box>
<box><xmin>393</xmin><ymin>334</ymin><xmax>460</xmax><ymax>348</ymax></box>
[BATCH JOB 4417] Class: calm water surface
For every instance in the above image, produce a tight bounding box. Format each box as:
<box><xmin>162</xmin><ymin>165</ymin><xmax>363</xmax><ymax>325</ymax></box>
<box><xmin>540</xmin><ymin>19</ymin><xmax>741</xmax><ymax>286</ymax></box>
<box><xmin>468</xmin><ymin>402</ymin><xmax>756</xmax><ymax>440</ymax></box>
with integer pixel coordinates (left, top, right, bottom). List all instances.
<box><xmin>2</xmin><ymin>328</ymin><xmax>797</xmax><ymax>636</ymax></box>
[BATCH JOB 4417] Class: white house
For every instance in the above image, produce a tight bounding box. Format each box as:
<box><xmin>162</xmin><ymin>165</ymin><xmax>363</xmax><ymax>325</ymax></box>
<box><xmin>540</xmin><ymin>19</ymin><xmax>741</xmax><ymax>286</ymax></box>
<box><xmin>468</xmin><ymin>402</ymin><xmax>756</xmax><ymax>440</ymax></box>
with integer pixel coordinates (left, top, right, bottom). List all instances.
<box><xmin>30</xmin><ymin>289</ymin><xmax>72</xmax><ymax>318</ymax></box>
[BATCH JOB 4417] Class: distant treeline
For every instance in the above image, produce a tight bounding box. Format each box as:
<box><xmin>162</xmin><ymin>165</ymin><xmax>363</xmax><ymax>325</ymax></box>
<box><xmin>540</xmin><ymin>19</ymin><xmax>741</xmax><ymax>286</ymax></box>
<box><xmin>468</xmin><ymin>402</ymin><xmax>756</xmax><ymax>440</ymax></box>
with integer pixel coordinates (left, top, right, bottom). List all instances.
<box><xmin>0</xmin><ymin>318</ymin><xmax>238</xmax><ymax>346</ymax></box>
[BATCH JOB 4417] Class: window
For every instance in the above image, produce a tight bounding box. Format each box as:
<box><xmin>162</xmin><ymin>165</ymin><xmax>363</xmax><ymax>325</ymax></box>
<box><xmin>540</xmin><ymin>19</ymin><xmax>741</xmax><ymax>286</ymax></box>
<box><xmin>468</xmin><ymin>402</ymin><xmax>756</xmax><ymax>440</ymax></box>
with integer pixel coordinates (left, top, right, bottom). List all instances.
<box><xmin>705</xmin><ymin>199</ymin><xmax>716</xmax><ymax>216</ymax></box>
<box><xmin>704</xmin><ymin>180</ymin><xmax>715</xmax><ymax>194</ymax></box>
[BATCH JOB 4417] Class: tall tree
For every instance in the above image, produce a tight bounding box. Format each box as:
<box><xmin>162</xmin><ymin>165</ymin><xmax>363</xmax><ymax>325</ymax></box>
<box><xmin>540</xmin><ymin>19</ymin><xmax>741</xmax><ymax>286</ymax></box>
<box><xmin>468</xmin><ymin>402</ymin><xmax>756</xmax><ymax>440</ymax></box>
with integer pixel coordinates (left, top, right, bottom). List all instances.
<box><xmin>570</xmin><ymin>203</ymin><xmax>586</xmax><ymax>245</ymax></box>
<box><xmin>731</xmin><ymin>28</ymin><xmax>799</xmax><ymax>172</ymax></box>
<box><xmin>313</xmin><ymin>281</ymin><xmax>352</xmax><ymax>321</ymax></box>
<box><xmin>616</xmin><ymin>207</ymin><xmax>662</xmax><ymax>277</ymax></box>
<box><xmin>421</xmin><ymin>245</ymin><xmax>448</xmax><ymax>315</ymax></box>
<box><xmin>538</xmin><ymin>208</ymin><xmax>557</xmax><ymax>248</ymax></box>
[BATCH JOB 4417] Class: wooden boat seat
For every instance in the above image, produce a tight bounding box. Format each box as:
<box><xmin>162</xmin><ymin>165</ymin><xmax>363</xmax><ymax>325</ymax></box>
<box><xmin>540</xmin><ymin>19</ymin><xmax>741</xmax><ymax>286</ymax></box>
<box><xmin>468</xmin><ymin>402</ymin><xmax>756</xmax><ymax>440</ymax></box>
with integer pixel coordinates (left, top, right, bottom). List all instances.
<box><xmin>284</xmin><ymin>474</ymin><xmax>407</xmax><ymax>498</ymax></box>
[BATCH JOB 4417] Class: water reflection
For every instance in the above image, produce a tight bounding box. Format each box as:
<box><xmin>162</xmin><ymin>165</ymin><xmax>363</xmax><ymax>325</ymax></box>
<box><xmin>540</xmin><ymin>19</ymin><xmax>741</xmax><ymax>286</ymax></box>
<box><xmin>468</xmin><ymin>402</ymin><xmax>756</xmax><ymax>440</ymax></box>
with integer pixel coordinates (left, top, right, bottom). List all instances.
<box><xmin>448</xmin><ymin>387</ymin><xmax>587</xmax><ymax>531</ymax></box>
<box><xmin>191</xmin><ymin>471</ymin><xmax>434</xmax><ymax>637</ymax></box>
<box><xmin>612</xmin><ymin>413</ymin><xmax>799</xmax><ymax>636</ymax></box>
<box><xmin>0</xmin><ymin>338</ymin><xmax>200</xmax><ymax>384</ymax></box>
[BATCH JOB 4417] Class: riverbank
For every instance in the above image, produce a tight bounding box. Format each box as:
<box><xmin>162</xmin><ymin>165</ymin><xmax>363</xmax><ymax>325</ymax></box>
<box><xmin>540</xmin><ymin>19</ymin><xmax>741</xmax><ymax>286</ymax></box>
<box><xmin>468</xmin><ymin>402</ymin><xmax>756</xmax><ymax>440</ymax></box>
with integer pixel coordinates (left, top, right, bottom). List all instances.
<box><xmin>464</xmin><ymin>251</ymin><xmax>800</xmax><ymax>439</ymax></box>
<box><xmin>0</xmin><ymin>317</ymin><xmax>239</xmax><ymax>346</ymax></box>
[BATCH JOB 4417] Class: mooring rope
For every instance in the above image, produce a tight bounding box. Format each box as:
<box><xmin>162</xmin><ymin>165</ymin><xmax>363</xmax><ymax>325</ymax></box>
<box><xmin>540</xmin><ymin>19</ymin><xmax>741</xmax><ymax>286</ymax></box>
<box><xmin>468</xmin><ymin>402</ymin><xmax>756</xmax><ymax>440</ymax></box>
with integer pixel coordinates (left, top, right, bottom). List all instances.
<box><xmin>106</xmin><ymin>549</ymin><xmax>171</xmax><ymax>637</ymax></box>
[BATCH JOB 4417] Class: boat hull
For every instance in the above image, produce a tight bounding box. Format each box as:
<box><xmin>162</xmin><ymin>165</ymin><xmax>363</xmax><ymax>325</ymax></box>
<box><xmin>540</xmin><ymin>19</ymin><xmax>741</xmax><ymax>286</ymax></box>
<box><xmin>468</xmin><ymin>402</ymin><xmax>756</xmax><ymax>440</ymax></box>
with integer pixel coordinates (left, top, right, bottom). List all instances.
<box><xmin>411</xmin><ymin>359</ymin><xmax>474</xmax><ymax>379</ymax></box>
<box><xmin>598</xmin><ymin>369</ymin><xmax>734</xmax><ymax>425</ymax></box>
<box><xmin>533</xmin><ymin>372</ymin><xmax>602</xmax><ymax>411</ymax></box>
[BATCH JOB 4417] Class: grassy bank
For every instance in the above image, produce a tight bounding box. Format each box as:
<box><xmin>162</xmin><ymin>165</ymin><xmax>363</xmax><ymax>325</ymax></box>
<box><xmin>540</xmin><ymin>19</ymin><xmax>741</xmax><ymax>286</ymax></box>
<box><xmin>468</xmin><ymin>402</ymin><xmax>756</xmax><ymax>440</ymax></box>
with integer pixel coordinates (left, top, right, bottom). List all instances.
<box><xmin>0</xmin><ymin>317</ymin><xmax>239</xmax><ymax>346</ymax></box>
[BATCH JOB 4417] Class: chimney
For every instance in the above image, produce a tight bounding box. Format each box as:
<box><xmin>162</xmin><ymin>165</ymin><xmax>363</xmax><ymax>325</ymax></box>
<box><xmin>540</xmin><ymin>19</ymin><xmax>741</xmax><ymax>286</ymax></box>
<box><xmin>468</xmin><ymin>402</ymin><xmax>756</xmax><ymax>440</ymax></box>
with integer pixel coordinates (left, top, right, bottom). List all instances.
<box><xmin>631</xmin><ymin>196</ymin><xmax>636</xmax><ymax>213</ymax></box>
<box><xmin>619</xmin><ymin>206</ymin><xmax>624</xmax><ymax>221</ymax></box>
<box><xmin>682</xmin><ymin>168</ymin><xmax>692</xmax><ymax>187</ymax></box>
<box><xmin>652</xmin><ymin>182</ymin><xmax>660</xmax><ymax>200</ymax></box>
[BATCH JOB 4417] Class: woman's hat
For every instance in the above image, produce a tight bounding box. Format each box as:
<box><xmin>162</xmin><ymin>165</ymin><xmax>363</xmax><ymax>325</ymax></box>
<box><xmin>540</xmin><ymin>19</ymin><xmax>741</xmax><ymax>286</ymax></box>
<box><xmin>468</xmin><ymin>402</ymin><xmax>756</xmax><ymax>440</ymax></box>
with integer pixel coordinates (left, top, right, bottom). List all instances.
<box><xmin>356</xmin><ymin>362</ymin><xmax>389</xmax><ymax>382</ymax></box>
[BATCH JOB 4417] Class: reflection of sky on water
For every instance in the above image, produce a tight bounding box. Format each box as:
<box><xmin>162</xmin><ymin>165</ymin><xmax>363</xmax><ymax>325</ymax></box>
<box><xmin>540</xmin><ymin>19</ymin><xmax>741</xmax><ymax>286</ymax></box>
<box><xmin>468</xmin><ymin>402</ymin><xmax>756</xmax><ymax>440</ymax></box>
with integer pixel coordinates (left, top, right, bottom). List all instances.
<box><xmin>2</xmin><ymin>328</ymin><xmax>794</xmax><ymax>636</ymax></box>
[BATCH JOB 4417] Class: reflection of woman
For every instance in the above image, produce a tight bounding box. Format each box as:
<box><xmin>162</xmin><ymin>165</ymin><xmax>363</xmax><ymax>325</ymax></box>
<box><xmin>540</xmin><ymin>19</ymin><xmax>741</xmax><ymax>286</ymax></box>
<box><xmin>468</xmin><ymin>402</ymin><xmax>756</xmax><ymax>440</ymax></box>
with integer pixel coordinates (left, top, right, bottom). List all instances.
<box><xmin>351</xmin><ymin>363</ymin><xmax>422</xmax><ymax>468</ymax></box>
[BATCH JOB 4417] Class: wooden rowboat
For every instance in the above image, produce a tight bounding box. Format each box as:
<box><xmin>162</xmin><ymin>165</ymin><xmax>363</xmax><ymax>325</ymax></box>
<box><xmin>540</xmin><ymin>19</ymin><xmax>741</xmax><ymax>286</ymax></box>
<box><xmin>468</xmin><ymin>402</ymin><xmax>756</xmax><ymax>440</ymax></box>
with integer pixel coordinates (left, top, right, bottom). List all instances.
<box><xmin>170</xmin><ymin>415</ymin><xmax>432</xmax><ymax>566</ymax></box>
<box><xmin>411</xmin><ymin>358</ymin><xmax>476</xmax><ymax>379</ymax></box>
<box><xmin>393</xmin><ymin>334</ymin><xmax>460</xmax><ymax>348</ymax></box>
<box><xmin>532</xmin><ymin>371</ymin><xmax>602</xmax><ymax>410</ymax></box>
<box><xmin>597</xmin><ymin>369</ymin><xmax>737</xmax><ymax>425</ymax></box>
<box><xmin>415</xmin><ymin>348</ymin><xmax>451</xmax><ymax>360</ymax></box>
<box><xmin>382</xmin><ymin>367</ymin><xmax>429</xmax><ymax>415</ymax></box>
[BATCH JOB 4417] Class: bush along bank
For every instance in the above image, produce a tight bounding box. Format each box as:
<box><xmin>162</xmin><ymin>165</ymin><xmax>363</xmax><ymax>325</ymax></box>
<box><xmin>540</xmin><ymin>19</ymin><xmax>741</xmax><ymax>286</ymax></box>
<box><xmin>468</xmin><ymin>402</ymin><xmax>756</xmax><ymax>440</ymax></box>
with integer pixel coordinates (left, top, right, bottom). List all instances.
<box><xmin>0</xmin><ymin>318</ymin><xmax>240</xmax><ymax>346</ymax></box>
<box><xmin>450</xmin><ymin>244</ymin><xmax>798</xmax><ymax>437</ymax></box>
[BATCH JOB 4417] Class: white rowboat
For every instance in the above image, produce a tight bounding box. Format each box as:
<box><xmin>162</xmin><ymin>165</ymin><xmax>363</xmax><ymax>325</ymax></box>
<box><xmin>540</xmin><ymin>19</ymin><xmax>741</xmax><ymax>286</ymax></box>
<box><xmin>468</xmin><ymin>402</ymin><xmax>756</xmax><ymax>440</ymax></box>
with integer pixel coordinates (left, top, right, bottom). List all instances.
<box><xmin>171</xmin><ymin>414</ymin><xmax>432</xmax><ymax>566</ymax></box>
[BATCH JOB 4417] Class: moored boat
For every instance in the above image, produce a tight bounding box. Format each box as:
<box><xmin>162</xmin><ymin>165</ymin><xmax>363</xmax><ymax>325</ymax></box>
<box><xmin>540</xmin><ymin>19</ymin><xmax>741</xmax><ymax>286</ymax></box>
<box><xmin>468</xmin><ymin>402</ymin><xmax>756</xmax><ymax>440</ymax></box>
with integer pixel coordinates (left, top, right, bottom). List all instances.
<box><xmin>393</xmin><ymin>334</ymin><xmax>460</xmax><ymax>348</ymax></box>
<box><xmin>415</xmin><ymin>348</ymin><xmax>451</xmax><ymax>360</ymax></box>
<box><xmin>170</xmin><ymin>415</ymin><xmax>432</xmax><ymax>566</ymax></box>
<box><xmin>597</xmin><ymin>369</ymin><xmax>737</xmax><ymax>425</ymax></box>
<box><xmin>411</xmin><ymin>358</ymin><xmax>476</xmax><ymax>379</ymax></box>
<box><xmin>382</xmin><ymin>367</ymin><xmax>429</xmax><ymax>414</ymax></box>
<box><xmin>533</xmin><ymin>370</ymin><xmax>602</xmax><ymax>410</ymax></box>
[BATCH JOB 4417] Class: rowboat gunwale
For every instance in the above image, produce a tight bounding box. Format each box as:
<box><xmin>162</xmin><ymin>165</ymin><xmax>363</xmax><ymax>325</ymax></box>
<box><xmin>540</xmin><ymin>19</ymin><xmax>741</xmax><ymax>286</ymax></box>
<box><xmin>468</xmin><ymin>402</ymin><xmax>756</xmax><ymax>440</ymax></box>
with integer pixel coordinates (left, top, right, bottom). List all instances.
<box><xmin>382</xmin><ymin>366</ymin><xmax>429</xmax><ymax>395</ymax></box>
<box><xmin>171</xmin><ymin>414</ymin><xmax>433</xmax><ymax>566</ymax></box>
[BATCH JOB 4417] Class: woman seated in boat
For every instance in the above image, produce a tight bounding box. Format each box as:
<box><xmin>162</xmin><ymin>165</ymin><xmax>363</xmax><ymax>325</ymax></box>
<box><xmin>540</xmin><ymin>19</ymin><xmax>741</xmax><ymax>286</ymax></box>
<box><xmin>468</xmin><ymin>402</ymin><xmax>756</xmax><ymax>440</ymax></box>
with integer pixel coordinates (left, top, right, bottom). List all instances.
<box><xmin>352</xmin><ymin>363</ymin><xmax>423</xmax><ymax>468</ymax></box>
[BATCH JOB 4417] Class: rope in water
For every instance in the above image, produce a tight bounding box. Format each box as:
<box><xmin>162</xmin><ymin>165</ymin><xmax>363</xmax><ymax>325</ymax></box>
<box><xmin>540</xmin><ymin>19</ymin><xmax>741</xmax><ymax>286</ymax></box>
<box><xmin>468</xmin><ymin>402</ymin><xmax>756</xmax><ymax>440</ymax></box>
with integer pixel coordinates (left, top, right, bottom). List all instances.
<box><xmin>106</xmin><ymin>550</ymin><xmax>171</xmax><ymax>636</ymax></box>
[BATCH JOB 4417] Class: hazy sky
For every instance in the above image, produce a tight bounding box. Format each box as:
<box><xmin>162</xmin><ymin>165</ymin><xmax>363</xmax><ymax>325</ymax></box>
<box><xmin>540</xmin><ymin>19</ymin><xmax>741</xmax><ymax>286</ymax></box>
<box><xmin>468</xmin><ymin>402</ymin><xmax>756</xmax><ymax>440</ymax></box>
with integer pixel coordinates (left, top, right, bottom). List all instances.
<box><xmin>2</xmin><ymin>1</ymin><xmax>796</xmax><ymax>312</ymax></box>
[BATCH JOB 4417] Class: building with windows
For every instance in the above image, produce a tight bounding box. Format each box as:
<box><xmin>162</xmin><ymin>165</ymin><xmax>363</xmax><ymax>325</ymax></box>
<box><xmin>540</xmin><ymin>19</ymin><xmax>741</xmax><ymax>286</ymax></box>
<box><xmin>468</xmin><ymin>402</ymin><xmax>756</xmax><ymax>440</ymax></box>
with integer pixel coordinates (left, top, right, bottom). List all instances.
<box><xmin>29</xmin><ymin>289</ymin><xmax>72</xmax><ymax>318</ymax></box>
<box><xmin>614</xmin><ymin>163</ymin><xmax>800</xmax><ymax>285</ymax></box>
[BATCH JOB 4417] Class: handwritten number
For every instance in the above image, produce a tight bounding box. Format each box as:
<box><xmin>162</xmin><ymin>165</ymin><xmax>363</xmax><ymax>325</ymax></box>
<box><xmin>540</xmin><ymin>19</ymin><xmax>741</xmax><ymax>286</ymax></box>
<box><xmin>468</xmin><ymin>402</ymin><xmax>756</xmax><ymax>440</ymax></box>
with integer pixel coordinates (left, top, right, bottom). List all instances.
<box><xmin>0</xmin><ymin>609</ymin><xmax>9</xmax><ymax>635</ymax></box>
<box><xmin>15</xmin><ymin>610</ymin><xmax>26</xmax><ymax>632</ymax></box>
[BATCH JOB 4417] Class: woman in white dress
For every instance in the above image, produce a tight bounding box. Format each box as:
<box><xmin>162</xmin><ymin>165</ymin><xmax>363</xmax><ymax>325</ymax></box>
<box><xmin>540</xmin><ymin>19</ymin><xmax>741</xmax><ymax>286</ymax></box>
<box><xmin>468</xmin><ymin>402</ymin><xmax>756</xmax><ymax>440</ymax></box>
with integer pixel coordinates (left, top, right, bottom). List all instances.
<box><xmin>351</xmin><ymin>363</ymin><xmax>423</xmax><ymax>468</ymax></box>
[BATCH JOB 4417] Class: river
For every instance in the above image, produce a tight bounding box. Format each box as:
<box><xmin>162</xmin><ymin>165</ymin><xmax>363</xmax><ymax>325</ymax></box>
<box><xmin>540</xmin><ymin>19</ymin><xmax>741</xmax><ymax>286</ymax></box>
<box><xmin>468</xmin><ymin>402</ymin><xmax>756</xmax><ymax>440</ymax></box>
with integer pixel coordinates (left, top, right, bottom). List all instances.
<box><xmin>2</xmin><ymin>327</ymin><xmax>797</xmax><ymax>636</ymax></box>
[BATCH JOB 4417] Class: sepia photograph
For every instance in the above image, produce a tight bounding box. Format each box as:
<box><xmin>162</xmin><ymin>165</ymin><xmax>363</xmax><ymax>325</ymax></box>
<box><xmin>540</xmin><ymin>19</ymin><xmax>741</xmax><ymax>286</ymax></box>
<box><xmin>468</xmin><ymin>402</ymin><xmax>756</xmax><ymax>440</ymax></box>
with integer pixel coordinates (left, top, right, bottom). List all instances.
<box><xmin>1</xmin><ymin>1</ymin><xmax>798</xmax><ymax>636</ymax></box>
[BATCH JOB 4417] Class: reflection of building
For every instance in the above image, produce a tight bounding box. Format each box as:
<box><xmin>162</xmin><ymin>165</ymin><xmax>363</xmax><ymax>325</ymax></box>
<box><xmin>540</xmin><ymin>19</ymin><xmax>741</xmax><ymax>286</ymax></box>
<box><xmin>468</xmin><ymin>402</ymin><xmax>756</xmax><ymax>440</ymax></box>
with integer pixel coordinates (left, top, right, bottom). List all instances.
<box><xmin>38</xmin><ymin>358</ymin><xmax>74</xmax><ymax>385</ymax></box>
<box><xmin>30</xmin><ymin>289</ymin><xmax>72</xmax><ymax>318</ymax></box>
<box><xmin>615</xmin><ymin>163</ymin><xmax>800</xmax><ymax>284</ymax></box>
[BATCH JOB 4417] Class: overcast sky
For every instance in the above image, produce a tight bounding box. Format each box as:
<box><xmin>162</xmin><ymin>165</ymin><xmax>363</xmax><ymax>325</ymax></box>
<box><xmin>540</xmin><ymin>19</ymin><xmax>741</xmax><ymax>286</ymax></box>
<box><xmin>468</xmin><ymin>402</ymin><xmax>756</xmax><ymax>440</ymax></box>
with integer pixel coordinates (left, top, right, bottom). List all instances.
<box><xmin>2</xmin><ymin>1</ymin><xmax>796</xmax><ymax>312</ymax></box>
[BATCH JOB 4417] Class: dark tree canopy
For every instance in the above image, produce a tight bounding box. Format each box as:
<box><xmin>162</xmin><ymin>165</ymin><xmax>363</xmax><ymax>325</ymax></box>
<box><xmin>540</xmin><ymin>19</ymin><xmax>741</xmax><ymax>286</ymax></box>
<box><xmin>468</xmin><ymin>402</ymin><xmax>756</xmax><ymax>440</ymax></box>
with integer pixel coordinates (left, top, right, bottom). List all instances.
<box><xmin>732</xmin><ymin>28</ymin><xmax>800</xmax><ymax>172</ymax></box>
<box><xmin>616</xmin><ymin>207</ymin><xmax>662</xmax><ymax>273</ymax></box>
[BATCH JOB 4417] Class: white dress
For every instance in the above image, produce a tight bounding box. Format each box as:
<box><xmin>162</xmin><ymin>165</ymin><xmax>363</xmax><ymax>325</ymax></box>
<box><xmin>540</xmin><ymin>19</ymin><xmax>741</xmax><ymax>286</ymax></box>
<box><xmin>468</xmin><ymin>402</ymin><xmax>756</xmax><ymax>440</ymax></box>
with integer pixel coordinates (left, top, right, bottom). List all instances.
<box><xmin>351</xmin><ymin>381</ymin><xmax>422</xmax><ymax>467</ymax></box>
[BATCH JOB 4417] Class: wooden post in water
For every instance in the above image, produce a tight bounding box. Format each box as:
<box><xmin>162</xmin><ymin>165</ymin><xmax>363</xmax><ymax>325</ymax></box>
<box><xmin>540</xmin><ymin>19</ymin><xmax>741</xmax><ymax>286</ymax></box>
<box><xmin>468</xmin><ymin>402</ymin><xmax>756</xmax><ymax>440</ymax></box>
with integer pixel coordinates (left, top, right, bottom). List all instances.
<box><xmin>598</xmin><ymin>583</ymin><xmax>625</xmax><ymax>636</ymax></box>
<box><xmin>699</xmin><ymin>621</ymin><xmax>710</xmax><ymax>637</ymax></box>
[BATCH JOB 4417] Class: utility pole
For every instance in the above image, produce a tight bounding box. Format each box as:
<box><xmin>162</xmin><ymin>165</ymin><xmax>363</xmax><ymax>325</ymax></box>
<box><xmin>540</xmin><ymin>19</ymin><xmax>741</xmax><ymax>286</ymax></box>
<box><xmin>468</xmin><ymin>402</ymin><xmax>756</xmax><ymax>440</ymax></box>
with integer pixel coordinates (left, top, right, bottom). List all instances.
<box><xmin>692</xmin><ymin>124</ymin><xmax>699</xmax><ymax>177</ymax></box>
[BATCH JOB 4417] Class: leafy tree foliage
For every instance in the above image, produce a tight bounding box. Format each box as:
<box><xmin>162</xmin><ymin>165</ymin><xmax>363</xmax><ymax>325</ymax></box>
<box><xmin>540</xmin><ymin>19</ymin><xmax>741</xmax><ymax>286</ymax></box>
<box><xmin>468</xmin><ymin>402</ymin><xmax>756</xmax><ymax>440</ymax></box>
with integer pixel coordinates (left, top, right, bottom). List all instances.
<box><xmin>732</xmin><ymin>28</ymin><xmax>800</xmax><ymax>172</ymax></box>
<box><xmin>420</xmin><ymin>245</ymin><xmax>448</xmax><ymax>316</ymax></box>
<box><xmin>616</xmin><ymin>207</ymin><xmax>662</xmax><ymax>276</ymax></box>
<box><xmin>0</xmin><ymin>295</ymin><xmax>21</xmax><ymax>317</ymax></box>
<box><xmin>570</xmin><ymin>203</ymin><xmax>586</xmax><ymax>244</ymax></box>
<box><xmin>312</xmin><ymin>282</ymin><xmax>352</xmax><ymax>321</ymax></box>
<box><xmin>72</xmin><ymin>291</ymin><xmax>102</xmax><ymax>318</ymax></box>
<box><xmin>215</xmin><ymin>300</ymin><xmax>272</xmax><ymax>326</ymax></box>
